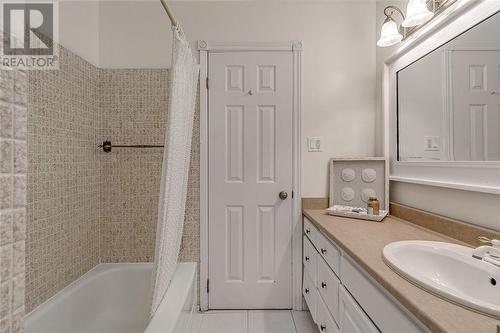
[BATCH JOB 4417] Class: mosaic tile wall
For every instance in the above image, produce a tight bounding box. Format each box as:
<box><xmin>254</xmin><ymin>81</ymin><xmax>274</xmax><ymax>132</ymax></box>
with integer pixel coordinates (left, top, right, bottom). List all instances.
<box><xmin>25</xmin><ymin>46</ymin><xmax>101</xmax><ymax>312</ymax></box>
<box><xmin>99</xmin><ymin>69</ymin><xmax>166</xmax><ymax>262</ymax></box>
<box><xmin>99</xmin><ymin>69</ymin><xmax>200</xmax><ymax>264</ymax></box>
<box><xmin>24</xmin><ymin>46</ymin><xmax>200</xmax><ymax>314</ymax></box>
<box><xmin>0</xmin><ymin>68</ymin><xmax>27</xmax><ymax>333</ymax></box>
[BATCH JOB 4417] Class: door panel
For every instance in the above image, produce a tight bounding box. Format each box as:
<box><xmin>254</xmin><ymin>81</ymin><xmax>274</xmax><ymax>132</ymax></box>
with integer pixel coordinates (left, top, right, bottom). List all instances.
<box><xmin>208</xmin><ymin>51</ymin><xmax>293</xmax><ymax>309</ymax></box>
<box><xmin>257</xmin><ymin>205</ymin><xmax>275</xmax><ymax>281</ymax></box>
<box><xmin>257</xmin><ymin>105</ymin><xmax>276</xmax><ymax>182</ymax></box>
<box><xmin>226</xmin><ymin>206</ymin><xmax>244</xmax><ymax>281</ymax></box>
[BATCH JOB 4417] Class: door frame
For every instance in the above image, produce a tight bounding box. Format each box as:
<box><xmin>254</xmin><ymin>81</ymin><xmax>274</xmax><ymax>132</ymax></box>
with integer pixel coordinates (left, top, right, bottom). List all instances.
<box><xmin>198</xmin><ymin>41</ymin><xmax>303</xmax><ymax>311</ymax></box>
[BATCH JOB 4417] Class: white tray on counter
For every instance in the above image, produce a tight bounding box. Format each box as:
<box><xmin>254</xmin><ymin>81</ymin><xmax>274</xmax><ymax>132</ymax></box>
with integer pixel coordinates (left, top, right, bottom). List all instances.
<box><xmin>325</xmin><ymin>207</ymin><xmax>388</xmax><ymax>222</ymax></box>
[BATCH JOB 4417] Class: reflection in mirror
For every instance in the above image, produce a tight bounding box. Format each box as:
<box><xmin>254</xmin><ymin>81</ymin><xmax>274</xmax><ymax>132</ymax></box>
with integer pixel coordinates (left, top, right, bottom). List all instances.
<box><xmin>397</xmin><ymin>11</ymin><xmax>500</xmax><ymax>162</ymax></box>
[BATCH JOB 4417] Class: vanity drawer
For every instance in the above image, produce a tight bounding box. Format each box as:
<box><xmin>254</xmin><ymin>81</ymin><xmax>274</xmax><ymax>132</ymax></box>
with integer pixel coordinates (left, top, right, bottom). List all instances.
<box><xmin>303</xmin><ymin>236</ymin><xmax>318</xmax><ymax>283</ymax></box>
<box><xmin>340</xmin><ymin>256</ymin><xmax>423</xmax><ymax>333</ymax></box>
<box><xmin>317</xmin><ymin>293</ymin><xmax>340</xmax><ymax>333</ymax></box>
<box><xmin>304</xmin><ymin>217</ymin><xmax>319</xmax><ymax>248</ymax></box>
<box><xmin>317</xmin><ymin>256</ymin><xmax>340</xmax><ymax>324</ymax></box>
<box><xmin>316</xmin><ymin>232</ymin><xmax>340</xmax><ymax>276</ymax></box>
<box><xmin>303</xmin><ymin>270</ymin><xmax>318</xmax><ymax>323</ymax></box>
<box><xmin>339</xmin><ymin>286</ymin><xmax>379</xmax><ymax>333</ymax></box>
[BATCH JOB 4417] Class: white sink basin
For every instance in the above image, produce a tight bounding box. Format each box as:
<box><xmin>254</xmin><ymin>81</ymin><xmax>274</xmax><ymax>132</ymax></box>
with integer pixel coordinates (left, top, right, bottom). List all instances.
<box><xmin>383</xmin><ymin>240</ymin><xmax>500</xmax><ymax>318</ymax></box>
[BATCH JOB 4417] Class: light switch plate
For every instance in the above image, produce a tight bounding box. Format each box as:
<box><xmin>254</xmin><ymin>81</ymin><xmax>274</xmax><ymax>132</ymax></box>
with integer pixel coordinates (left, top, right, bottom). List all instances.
<box><xmin>307</xmin><ymin>137</ymin><xmax>322</xmax><ymax>152</ymax></box>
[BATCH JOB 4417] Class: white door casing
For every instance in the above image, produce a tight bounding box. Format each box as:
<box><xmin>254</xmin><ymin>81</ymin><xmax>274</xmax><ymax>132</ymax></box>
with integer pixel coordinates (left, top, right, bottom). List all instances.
<box><xmin>451</xmin><ymin>50</ymin><xmax>500</xmax><ymax>161</ymax></box>
<box><xmin>208</xmin><ymin>51</ymin><xmax>293</xmax><ymax>309</ymax></box>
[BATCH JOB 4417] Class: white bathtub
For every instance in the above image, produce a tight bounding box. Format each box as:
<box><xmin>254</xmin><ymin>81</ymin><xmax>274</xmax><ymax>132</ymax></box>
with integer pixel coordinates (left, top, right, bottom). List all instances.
<box><xmin>25</xmin><ymin>262</ymin><xmax>197</xmax><ymax>333</ymax></box>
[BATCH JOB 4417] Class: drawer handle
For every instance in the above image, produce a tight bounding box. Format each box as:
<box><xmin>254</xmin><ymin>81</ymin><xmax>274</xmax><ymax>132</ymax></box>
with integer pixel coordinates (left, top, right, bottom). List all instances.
<box><xmin>305</xmin><ymin>256</ymin><xmax>310</xmax><ymax>261</ymax></box>
<box><xmin>320</xmin><ymin>324</ymin><xmax>326</xmax><ymax>331</ymax></box>
<box><xmin>321</xmin><ymin>282</ymin><xmax>327</xmax><ymax>289</ymax></box>
<box><xmin>305</xmin><ymin>229</ymin><xmax>311</xmax><ymax>234</ymax></box>
<box><xmin>321</xmin><ymin>248</ymin><xmax>327</xmax><ymax>254</ymax></box>
<box><xmin>305</xmin><ymin>288</ymin><xmax>309</xmax><ymax>294</ymax></box>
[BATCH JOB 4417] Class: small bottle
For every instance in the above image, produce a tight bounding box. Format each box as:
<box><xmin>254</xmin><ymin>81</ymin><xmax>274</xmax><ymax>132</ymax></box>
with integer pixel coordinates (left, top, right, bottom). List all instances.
<box><xmin>367</xmin><ymin>197</ymin><xmax>380</xmax><ymax>216</ymax></box>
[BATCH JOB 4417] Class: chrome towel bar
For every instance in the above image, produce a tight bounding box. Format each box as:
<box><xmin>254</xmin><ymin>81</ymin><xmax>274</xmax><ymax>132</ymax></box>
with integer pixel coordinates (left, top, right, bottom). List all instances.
<box><xmin>98</xmin><ymin>140</ymin><xmax>164</xmax><ymax>153</ymax></box>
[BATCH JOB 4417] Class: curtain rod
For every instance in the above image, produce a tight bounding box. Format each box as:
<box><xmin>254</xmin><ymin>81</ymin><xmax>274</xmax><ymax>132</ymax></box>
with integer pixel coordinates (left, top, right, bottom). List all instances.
<box><xmin>159</xmin><ymin>0</ymin><xmax>178</xmax><ymax>27</ymax></box>
<box><xmin>98</xmin><ymin>141</ymin><xmax>163</xmax><ymax>153</ymax></box>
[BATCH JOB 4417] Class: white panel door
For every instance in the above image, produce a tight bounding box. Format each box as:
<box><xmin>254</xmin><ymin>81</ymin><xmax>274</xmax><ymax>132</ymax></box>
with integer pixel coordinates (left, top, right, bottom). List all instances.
<box><xmin>208</xmin><ymin>51</ymin><xmax>293</xmax><ymax>309</ymax></box>
<box><xmin>452</xmin><ymin>50</ymin><xmax>500</xmax><ymax>160</ymax></box>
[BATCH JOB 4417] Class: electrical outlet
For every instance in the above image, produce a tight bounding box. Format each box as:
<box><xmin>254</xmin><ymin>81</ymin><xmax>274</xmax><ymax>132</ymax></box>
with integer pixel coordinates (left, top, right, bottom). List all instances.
<box><xmin>424</xmin><ymin>136</ymin><xmax>440</xmax><ymax>151</ymax></box>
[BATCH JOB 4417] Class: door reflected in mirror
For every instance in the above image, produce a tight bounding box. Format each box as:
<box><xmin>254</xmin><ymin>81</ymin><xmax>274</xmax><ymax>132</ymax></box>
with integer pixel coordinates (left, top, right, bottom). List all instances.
<box><xmin>397</xmin><ymin>11</ymin><xmax>500</xmax><ymax>162</ymax></box>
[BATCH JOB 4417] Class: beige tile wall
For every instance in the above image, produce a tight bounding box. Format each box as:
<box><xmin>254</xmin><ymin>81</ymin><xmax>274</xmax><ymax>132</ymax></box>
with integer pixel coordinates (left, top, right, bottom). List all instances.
<box><xmin>99</xmin><ymin>69</ymin><xmax>166</xmax><ymax>263</ymax></box>
<box><xmin>25</xmin><ymin>47</ymin><xmax>200</xmax><ymax>313</ymax></box>
<box><xmin>0</xmin><ymin>68</ymin><xmax>27</xmax><ymax>333</ymax></box>
<box><xmin>99</xmin><ymin>69</ymin><xmax>200</xmax><ymax>264</ymax></box>
<box><xmin>25</xmin><ymin>46</ymin><xmax>101</xmax><ymax>312</ymax></box>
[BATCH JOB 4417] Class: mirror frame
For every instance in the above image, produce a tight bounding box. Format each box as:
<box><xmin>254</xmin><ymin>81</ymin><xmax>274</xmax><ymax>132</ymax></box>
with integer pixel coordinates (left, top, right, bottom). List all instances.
<box><xmin>383</xmin><ymin>0</ymin><xmax>500</xmax><ymax>195</ymax></box>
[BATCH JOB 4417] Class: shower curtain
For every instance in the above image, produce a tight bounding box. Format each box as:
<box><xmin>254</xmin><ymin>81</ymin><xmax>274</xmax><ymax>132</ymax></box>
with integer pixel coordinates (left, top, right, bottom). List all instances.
<box><xmin>150</xmin><ymin>24</ymin><xmax>200</xmax><ymax>316</ymax></box>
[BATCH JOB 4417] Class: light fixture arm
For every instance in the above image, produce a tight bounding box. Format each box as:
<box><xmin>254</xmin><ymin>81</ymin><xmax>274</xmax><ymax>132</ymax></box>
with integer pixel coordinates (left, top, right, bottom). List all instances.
<box><xmin>428</xmin><ymin>0</ymin><xmax>442</xmax><ymax>12</ymax></box>
<box><xmin>383</xmin><ymin>5</ymin><xmax>407</xmax><ymax>38</ymax></box>
<box><xmin>384</xmin><ymin>5</ymin><xmax>406</xmax><ymax>21</ymax></box>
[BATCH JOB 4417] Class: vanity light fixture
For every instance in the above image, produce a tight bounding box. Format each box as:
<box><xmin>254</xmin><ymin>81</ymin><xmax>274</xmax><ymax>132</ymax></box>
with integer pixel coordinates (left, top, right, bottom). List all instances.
<box><xmin>402</xmin><ymin>0</ymin><xmax>434</xmax><ymax>27</ymax></box>
<box><xmin>377</xmin><ymin>0</ymin><xmax>456</xmax><ymax>47</ymax></box>
<box><xmin>377</xmin><ymin>6</ymin><xmax>405</xmax><ymax>48</ymax></box>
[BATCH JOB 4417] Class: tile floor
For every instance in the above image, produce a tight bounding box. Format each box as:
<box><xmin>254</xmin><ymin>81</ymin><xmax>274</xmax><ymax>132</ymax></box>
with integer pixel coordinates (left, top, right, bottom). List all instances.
<box><xmin>192</xmin><ymin>310</ymin><xmax>317</xmax><ymax>333</ymax></box>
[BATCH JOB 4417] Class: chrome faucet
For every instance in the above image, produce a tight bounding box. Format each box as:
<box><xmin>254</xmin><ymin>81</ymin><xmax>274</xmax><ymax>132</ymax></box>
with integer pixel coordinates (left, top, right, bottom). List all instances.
<box><xmin>472</xmin><ymin>245</ymin><xmax>500</xmax><ymax>259</ymax></box>
<box><xmin>472</xmin><ymin>237</ymin><xmax>500</xmax><ymax>267</ymax></box>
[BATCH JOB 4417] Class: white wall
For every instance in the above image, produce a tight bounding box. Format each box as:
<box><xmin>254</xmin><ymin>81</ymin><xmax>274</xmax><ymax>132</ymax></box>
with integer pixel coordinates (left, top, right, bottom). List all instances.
<box><xmin>391</xmin><ymin>182</ymin><xmax>500</xmax><ymax>230</ymax></box>
<box><xmin>377</xmin><ymin>1</ymin><xmax>500</xmax><ymax>230</ymax></box>
<box><xmin>59</xmin><ymin>0</ymin><xmax>100</xmax><ymax>66</ymax></box>
<box><xmin>98</xmin><ymin>0</ymin><xmax>378</xmax><ymax>197</ymax></box>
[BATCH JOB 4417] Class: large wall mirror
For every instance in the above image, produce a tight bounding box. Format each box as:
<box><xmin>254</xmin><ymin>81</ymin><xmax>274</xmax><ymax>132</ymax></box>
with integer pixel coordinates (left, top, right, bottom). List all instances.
<box><xmin>397</xmin><ymin>11</ymin><xmax>500</xmax><ymax>162</ymax></box>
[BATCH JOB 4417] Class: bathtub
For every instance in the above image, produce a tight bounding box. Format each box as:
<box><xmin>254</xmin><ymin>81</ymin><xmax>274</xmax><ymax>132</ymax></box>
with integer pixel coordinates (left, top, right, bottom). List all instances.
<box><xmin>25</xmin><ymin>262</ymin><xmax>197</xmax><ymax>333</ymax></box>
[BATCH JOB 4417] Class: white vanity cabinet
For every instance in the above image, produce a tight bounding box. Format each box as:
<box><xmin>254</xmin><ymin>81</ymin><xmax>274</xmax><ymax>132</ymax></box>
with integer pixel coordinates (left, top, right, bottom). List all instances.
<box><xmin>303</xmin><ymin>217</ymin><xmax>426</xmax><ymax>333</ymax></box>
<box><xmin>317</xmin><ymin>256</ymin><xmax>340</xmax><ymax>321</ymax></box>
<box><xmin>338</xmin><ymin>286</ymin><xmax>378</xmax><ymax>333</ymax></box>
<box><xmin>317</xmin><ymin>295</ymin><xmax>339</xmax><ymax>333</ymax></box>
<box><xmin>303</xmin><ymin>267</ymin><xmax>318</xmax><ymax>323</ymax></box>
<box><xmin>303</xmin><ymin>237</ymin><xmax>317</xmax><ymax>283</ymax></box>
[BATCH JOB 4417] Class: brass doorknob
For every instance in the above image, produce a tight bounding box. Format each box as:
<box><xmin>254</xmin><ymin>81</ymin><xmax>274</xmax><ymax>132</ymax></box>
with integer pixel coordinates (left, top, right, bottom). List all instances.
<box><xmin>279</xmin><ymin>191</ymin><xmax>288</xmax><ymax>200</ymax></box>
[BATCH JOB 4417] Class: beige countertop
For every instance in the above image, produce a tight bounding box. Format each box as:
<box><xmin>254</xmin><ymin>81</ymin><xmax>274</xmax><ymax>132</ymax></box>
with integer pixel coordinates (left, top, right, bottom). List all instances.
<box><xmin>303</xmin><ymin>209</ymin><xmax>500</xmax><ymax>333</ymax></box>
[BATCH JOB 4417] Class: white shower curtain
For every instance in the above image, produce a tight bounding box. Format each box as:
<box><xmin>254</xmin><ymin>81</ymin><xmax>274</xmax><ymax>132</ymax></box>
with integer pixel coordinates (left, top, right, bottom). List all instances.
<box><xmin>150</xmin><ymin>24</ymin><xmax>200</xmax><ymax>317</ymax></box>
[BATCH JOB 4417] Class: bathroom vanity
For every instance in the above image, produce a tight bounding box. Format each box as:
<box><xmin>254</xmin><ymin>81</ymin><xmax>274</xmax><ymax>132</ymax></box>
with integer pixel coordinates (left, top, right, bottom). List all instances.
<box><xmin>302</xmin><ymin>208</ymin><xmax>500</xmax><ymax>333</ymax></box>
